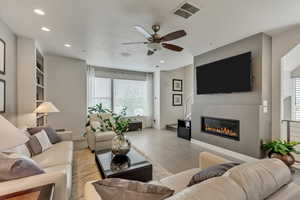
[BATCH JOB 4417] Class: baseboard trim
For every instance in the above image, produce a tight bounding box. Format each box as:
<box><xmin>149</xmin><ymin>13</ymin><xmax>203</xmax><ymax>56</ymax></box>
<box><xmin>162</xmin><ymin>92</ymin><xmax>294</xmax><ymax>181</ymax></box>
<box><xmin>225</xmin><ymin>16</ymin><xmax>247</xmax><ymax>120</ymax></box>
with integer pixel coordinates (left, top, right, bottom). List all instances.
<box><xmin>191</xmin><ymin>139</ymin><xmax>257</xmax><ymax>162</ymax></box>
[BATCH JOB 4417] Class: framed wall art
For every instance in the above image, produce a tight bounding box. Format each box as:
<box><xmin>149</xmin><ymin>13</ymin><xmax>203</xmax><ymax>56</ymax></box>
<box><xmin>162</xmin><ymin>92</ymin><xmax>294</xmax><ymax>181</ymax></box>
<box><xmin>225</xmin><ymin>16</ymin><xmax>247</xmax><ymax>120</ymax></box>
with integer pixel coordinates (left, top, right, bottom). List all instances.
<box><xmin>0</xmin><ymin>79</ymin><xmax>5</xmax><ymax>113</ymax></box>
<box><xmin>172</xmin><ymin>79</ymin><xmax>182</xmax><ymax>92</ymax></box>
<box><xmin>172</xmin><ymin>94</ymin><xmax>182</xmax><ymax>106</ymax></box>
<box><xmin>0</xmin><ymin>38</ymin><xmax>5</xmax><ymax>75</ymax></box>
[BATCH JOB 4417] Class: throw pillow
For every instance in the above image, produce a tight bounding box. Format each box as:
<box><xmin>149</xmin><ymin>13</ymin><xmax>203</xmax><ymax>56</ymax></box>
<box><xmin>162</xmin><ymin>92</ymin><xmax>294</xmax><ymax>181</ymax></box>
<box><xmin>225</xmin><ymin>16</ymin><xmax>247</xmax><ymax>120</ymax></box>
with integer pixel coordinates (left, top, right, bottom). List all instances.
<box><xmin>0</xmin><ymin>152</ymin><xmax>44</xmax><ymax>182</ymax></box>
<box><xmin>27</xmin><ymin>130</ymin><xmax>53</xmax><ymax>156</ymax></box>
<box><xmin>27</xmin><ymin>126</ymin><xmax>61</xmax><ymax>144</ymax></box>
<box><xmin>92</xmin><ymin>178</ymin><xmax>174</xmax><ymax>200</ymax></box>
<box><xmin>3</xmin><ymin>144</ymin><xmax>31</xmax><ymax>158</ymax></box>
<box><xmin>187</xmin><ymin>162</ymin><xmax>240</xmax><ymax>187</ymax></box>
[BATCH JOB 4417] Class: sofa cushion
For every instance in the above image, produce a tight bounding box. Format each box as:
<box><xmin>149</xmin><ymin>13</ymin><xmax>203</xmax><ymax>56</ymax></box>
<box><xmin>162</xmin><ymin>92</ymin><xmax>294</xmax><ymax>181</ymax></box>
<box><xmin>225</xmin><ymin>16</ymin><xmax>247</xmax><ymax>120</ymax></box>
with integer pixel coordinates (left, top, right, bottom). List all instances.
<box><xmin>95</xmin><ymin>131</ymin><xmax>116</xmax><ymax>142</ymax></box>
<box><xmin>160</xmin><ymin>168</ymin><xmax>199</xmax><ymax>194</ymax></box>
<box><xmin>165</xmin><ymin>176</ymin><xmax>246</xmax><ymax>200</ymax></box>
<box><xmin>267</xmin><ymin>182</ymin><xmax>300</xmax><ymax>200</ymax></box>
<box><xmin>44</xmin><ymin>164</ymin><xmax>72</xmax><ymax>198</ymax></box>
<box><xmin>226</xmin><ymin>158</ymin><xmax>291</xmax><ymax>200</ymax></box>
<box><xmin>32</xmin><ymin>141</ymin><xmax>73</xmax><ymax>168</ymax></box>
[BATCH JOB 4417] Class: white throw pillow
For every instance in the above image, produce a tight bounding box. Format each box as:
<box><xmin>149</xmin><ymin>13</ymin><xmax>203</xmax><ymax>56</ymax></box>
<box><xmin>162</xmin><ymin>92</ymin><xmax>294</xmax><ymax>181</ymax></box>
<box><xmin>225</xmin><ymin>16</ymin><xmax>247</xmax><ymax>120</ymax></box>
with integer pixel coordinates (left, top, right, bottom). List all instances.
<box><xmin>35</xmin><ymin>130</ymin><xmax>53</xmax><ymax>152</ymax></box>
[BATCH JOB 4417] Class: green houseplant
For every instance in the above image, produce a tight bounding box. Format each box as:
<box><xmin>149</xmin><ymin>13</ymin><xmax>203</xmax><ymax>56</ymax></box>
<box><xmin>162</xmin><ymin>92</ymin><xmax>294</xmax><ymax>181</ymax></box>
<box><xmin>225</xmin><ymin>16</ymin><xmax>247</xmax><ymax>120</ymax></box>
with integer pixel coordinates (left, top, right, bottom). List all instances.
<box><xmin>262</xmin><ymin>140</ymin><xmax>300</xmax><ymax>167</ymax></box>
<box><xmin>106</xmin><ymin>107</ymin><xmax>131</xmax><ymax>155</ymax></box>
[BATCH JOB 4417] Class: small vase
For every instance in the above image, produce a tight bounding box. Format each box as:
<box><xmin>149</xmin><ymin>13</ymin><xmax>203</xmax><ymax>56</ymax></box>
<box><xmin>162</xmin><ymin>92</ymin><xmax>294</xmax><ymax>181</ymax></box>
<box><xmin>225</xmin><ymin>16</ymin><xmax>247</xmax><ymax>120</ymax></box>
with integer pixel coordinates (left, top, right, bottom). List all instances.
<box><xmin>111</xmin><ymin>134</ymin><xmax>131</xmax><ymax>156</ymax></box>
<box><xmin>269</xmin><ymin>152</ymin><xmax>295</xmax><ymax>167</ymax></box>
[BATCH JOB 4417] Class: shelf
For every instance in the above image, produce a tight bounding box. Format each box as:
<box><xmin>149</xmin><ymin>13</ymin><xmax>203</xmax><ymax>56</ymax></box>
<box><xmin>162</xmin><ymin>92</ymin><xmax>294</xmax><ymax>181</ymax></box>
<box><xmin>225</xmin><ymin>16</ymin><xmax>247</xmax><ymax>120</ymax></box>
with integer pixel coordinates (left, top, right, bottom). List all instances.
<box><xmin>36</xmin><ymin>84</ymin><xmax>44</xmax><ymax>89</ymax></box>
<box><xmin>36</xmin><ymin>100</ymin><xmax>44</xmax><ymax>103</ymax></box>
<box><xmin>36</xmin><ymin>67</ymin><xmax>44</xmax><ymax>75</ymax></box>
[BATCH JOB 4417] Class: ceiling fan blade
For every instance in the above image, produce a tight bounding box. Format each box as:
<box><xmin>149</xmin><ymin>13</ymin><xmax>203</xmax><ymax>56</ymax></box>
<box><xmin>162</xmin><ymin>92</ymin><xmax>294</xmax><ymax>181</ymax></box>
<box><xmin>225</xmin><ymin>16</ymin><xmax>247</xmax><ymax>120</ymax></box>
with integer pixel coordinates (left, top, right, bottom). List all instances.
<box><xmin>134</xmin><ymin>26</ymin><xmax>153</xmax><ymax>40</ymax></box>
<box><xmin>147</xmin><ymin>50</ymin><xmax>154</xmax><ymax>56</ymax></box>
<box><xmin>162</xmin><ymin>43</ymin><xmax>184</xmax><ymax>52</ymax></box>
<box><xmin>122</xmin><ymin>42</ymin><xmax>148</xmax><ymax>45</ymax></box>
<box><xmin>161</xmin><ymin>30</ymin><xmax>186</xmax><ymax>42</ymax></box>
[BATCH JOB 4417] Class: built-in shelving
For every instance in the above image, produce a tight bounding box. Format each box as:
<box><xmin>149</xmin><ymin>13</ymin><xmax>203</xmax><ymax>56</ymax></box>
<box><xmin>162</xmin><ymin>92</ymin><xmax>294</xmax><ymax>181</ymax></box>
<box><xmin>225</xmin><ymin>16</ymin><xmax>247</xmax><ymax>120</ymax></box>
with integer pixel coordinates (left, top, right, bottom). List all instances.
<box><xmin>36</xmin><ymin>49</ymin><xmax>45</xmax><ymax>126</ymax></box>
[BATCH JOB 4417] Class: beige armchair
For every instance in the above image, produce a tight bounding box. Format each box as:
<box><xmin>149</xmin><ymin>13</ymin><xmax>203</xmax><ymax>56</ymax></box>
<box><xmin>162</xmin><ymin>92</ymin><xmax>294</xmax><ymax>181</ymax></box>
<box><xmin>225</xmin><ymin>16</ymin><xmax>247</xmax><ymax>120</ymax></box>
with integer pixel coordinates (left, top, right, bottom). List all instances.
<box><xmin>86</xmin><ymin>113</ymin><xmax>116</xmax><ymax>152</ymax></box>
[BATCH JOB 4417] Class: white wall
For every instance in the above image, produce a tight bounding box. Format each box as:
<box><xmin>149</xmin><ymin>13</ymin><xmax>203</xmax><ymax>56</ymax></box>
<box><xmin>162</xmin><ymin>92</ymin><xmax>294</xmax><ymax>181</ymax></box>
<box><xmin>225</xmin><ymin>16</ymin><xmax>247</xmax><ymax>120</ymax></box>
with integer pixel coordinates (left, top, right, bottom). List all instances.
<box><xmin>46</xmin><ymin>55</ymin><xmax>87</xmax><ymax>140</ymax></box>
<box><xmin>0</xmin><ymin>19</ymin><xmax>17</xmax><ymax>124</ymax></box>
<box><xmin>272</xmin><ymin>26</ymin><xmax>300</xmax><ymax>139</ymax></box>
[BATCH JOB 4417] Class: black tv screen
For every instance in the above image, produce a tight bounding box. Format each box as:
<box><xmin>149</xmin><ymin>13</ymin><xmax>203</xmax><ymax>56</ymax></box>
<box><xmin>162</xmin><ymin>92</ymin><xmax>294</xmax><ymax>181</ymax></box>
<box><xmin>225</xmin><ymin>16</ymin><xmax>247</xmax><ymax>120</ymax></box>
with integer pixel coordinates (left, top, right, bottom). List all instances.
<box><xmin>196</xmin><ymin>52</ymin><xmax>252</xmax><ymax>94</ymax></box>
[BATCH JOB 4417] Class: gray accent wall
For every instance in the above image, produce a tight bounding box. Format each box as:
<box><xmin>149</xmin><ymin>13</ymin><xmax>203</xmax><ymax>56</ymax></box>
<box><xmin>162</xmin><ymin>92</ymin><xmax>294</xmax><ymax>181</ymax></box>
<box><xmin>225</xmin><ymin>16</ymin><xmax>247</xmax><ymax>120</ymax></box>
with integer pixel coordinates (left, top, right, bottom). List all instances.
<box><xmin>192</xmin><ymin>33</ymin><xmax>272</xmax><ymax>158</ymax></box>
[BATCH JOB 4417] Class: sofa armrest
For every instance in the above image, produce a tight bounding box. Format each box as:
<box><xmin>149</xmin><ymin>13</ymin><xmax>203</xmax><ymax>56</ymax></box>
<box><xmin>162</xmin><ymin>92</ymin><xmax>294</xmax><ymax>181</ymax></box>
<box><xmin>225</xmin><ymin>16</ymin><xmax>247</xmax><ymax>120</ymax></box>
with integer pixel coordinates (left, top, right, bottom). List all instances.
<box><xmin>199</xmin><ymin>152</ymin><xmax>230</xmax><ymax>170</ymax></box>
<box><xmin>57</xmin><ymin>131</ymin><xmax>72</xmax><ymax>141</ymax></box>
<box><xmin>0</xmin><ymin>171</ymin><xmax>68</xmax><ymax>200</ymax></box>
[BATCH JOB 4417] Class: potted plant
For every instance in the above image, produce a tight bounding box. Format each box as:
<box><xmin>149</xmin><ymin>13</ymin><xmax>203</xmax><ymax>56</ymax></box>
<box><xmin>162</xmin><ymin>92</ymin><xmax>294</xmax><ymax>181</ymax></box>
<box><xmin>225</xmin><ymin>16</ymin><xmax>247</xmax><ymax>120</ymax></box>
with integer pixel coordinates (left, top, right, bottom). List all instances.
<box><xmin>106</xmin><ymin>107</ymin><xmax>131</xmax><ymax>156</ymax></box>
<box><xmin>262</xmin><ymin>140</ymin><xmax>300</xmax><ymax>167</ymax></box>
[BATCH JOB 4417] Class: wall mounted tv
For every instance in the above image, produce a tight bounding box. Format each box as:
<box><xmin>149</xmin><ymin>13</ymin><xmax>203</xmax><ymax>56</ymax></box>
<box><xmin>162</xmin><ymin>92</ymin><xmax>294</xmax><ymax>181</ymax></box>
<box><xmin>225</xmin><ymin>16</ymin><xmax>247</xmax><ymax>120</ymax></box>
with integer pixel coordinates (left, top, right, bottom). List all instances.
<box><xmin>196</xmin><ymin>52</ymin><xmax>252</xmax><ymax>94</ymax></box>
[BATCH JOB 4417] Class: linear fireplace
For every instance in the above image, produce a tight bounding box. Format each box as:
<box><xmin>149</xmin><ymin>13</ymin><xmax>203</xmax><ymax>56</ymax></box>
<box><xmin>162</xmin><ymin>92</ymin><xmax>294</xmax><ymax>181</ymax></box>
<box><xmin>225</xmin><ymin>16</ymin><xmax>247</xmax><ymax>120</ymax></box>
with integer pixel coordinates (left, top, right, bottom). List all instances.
<box><xmin>201</xmin><ymin>117</ymin><xmax>240</xmax><ymax>141</ymax></box>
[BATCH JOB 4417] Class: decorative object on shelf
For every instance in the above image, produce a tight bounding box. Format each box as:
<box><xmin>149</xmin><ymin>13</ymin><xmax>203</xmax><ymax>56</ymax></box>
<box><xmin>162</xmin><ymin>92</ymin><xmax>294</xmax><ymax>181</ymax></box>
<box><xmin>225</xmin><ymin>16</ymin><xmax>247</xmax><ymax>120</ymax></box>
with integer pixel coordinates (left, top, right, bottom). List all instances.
<box><xmin>172</xmin><ymin>94</ymin><xmax>182</xmax><ymax>106</ymax></box>
<box><xmin>107</xmin><ymin>107</ymin><xmax>131</xmax><ymax>156</ymax></box>
<box><xmin>0</xmin><ymin>115</ymin><xmax>29</xmax><ymax>151</ymax></box>
<box><xmin>172</xmin><ymin>79</ymin><xmax>183</xmax><ymax>92</ymax></box>
<box><xmin>0</xmin><ymin>38</ymin><xmax>5</xmax><ymax>75</ymax></box>
<box><xmin>0</xmin><ymin>79</ymin><xmax>5</xmax><ymax>113</ymax></box>
<box><xmin>262</xmin><ymin>140</ymin><xmax>300</xmax><ymax>167</ymax></box>
<box><xmin>34</xmin><ymin>102</ymin><xmax>60</xmax><ymax>125</ymax></box>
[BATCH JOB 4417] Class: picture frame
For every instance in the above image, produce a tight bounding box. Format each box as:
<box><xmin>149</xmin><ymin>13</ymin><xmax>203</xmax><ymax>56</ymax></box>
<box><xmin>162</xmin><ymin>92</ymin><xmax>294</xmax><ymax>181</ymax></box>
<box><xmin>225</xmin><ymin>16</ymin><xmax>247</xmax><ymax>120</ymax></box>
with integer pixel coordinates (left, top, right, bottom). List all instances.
<box><xmin>172</xmin><ymin>94</ymin><xmax>182</xmax><ymax>106</ymax></box>
<box><xmin>0</xmin><ymin>38</ymin><xmax>5</xmax><ymax>75</ymax></box>
<box><xmin>0</xmin><ymin>79</ymin><xmax>5</xmax><ymax>113</ymax></box>
<box><xmin>172</xmin><ymin>79</ymin><xmax>183</xmax><ymax>92</ymax></box>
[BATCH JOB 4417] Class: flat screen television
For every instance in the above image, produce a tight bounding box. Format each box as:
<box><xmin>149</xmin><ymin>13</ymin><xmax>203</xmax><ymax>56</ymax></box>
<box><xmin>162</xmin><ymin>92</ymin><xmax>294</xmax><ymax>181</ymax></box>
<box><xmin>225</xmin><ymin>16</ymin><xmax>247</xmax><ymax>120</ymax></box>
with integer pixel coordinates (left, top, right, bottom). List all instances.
<box><xmin>196</xmin><ymin>52</ymin><xmax>252</xmax><ymax>94</ymax></box>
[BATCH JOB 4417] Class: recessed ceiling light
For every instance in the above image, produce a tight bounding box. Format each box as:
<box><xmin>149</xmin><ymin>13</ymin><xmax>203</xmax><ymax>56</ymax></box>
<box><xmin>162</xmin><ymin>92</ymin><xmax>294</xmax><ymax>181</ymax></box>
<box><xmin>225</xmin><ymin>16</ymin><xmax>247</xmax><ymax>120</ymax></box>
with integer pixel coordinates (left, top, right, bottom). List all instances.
<box><xmin>160</xmin><ymin>60</ymin><xmax>165</xmax><ymax>64</ymax></box>
<box><xmin>64</xmin><ymin>44</ymin><xmax>71</xmax><ymax>48</ymax></box>
<box><xmin>41</xmin><ymin>27</ymin><xmax>51</xmax><ymax>32</ymax></box>
<box><xmin>34</xmin><ymin>9</ymin><xmax>45</xmax><ymax>15</ymax></box>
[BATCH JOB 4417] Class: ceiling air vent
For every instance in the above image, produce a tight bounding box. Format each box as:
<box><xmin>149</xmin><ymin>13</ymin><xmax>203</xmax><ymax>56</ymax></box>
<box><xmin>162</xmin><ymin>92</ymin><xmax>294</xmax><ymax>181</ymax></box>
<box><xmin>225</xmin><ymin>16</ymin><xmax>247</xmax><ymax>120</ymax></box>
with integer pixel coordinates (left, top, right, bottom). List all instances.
<box><xmin>174</xmin><ymin>2</ymin><xmax>200</xmax><ymax>19</ymax></box>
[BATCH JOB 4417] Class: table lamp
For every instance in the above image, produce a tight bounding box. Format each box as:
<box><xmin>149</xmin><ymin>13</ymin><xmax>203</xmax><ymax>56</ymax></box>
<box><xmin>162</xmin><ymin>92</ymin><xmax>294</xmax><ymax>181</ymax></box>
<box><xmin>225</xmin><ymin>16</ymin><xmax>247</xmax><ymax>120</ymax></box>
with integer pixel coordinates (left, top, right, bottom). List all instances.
<box><xmin>0</xmin><ymin>115</ymin><xmax>29</xmax><ymax>151</ymax></box>
<box><xmin>34</xmin><ymin>102</ymin><xmax>60</xmax><ymax>125</ymax></box>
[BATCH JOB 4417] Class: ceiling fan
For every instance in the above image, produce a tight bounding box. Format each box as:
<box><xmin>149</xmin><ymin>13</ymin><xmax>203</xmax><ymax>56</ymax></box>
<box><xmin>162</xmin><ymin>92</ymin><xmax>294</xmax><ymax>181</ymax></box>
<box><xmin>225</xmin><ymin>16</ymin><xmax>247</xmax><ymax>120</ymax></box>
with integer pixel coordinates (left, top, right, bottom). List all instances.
<box><xmin>122</xmin><ymin>25</ymin><xmax>187</xmax><ymax>56</ymax></box>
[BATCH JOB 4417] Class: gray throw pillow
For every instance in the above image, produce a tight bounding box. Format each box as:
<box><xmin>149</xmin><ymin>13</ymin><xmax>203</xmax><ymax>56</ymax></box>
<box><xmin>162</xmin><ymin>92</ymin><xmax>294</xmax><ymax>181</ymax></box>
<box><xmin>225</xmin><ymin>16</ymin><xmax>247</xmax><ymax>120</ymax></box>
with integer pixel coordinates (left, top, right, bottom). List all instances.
<box><xmin>187</xmin><ymin>162</ymin><xmax>240</xmax><ymax>187</ymax></box>
<box><xmin>92</xmin><ymin>178</ymin><xmax>174</xmax><ymax>200</ymax></box>
<box><xmin>27</xmin><ymin>126</ymin><xmax>61</xmax><ymax>144</ymax></box>
<box><xmin>0</xmin><ymin>153</ymin><xmax>44</xmax><ymax>182</ymax></box>
<box><xmin>26</xmin><ymin>136</ymin><xmax>42</xmax><ymax>156</ymax></box>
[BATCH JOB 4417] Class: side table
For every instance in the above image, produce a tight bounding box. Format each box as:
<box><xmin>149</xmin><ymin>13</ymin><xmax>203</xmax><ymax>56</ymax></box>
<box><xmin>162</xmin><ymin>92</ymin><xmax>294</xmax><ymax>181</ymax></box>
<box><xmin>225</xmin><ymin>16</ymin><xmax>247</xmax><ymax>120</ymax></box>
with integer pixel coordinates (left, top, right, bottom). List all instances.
<box><xmin>0</xmin><ymin>183</ymin><xmax>55</xmax><ymax>200</ymax></box>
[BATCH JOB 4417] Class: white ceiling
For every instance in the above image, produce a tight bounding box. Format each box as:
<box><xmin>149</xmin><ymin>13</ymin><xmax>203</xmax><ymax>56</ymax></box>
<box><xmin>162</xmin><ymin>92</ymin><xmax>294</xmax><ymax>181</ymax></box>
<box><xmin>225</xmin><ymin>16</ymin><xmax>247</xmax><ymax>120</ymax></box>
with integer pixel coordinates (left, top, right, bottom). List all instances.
<box><xmin>1</xmin><ymin>0</ymin><xmax>300</xmax><ymax>72</ymax></box>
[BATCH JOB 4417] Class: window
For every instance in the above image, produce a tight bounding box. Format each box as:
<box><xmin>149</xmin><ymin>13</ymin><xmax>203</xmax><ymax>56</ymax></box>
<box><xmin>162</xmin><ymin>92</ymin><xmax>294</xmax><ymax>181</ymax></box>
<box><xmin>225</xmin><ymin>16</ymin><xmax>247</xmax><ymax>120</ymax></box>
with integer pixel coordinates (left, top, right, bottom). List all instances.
<box><xmin>114</xmin><ymin>79</ymin><xmax>148</xmax><ymax>116</ymax></box>
<box><xmin>94</xmin><ymin>77</ymin><xmax>112</xmax><ymax>110</ymax></box>
<box><xmin>92</xmin><ymin>77</ymin><xmax>150</xmax><ymax>117</ymax></box>
<box><xmin>295</xmin><ymin>78</ymin><xmax>300</xmax><ymax>120</ymax></box>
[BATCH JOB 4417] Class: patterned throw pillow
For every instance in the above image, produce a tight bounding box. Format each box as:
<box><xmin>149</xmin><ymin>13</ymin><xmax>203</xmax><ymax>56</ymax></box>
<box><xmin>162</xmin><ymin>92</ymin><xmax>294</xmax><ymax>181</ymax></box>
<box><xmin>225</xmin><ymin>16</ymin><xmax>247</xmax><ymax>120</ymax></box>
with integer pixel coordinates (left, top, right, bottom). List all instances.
<box><xmin>27</xmin><ymin>130</ymin><xmax>53</xmax><ymax>156</ymax></box>
<box><xmin>27</xmin><ymin>126</ymin><xmax>61</xmax><ymax>144</ymax></box>
<box><xmin>92</xmin><ymin>178</ymin><xmax>174</xmax><ymax>200</ymax></box>
<box><xmin>187</xmin><ymin>162</ymin><xmax>240</xmax><ymax>187</ymax></box>
<box><xmin>0</xmin><ymin>152</ymin><xmax>44</xmax><ymax>182</ymax></box>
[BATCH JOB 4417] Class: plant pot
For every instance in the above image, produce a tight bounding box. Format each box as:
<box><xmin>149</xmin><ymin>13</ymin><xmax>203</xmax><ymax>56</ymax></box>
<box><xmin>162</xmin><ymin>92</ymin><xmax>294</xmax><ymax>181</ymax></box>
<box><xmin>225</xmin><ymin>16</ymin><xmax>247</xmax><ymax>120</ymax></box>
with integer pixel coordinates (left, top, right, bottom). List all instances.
<box><xmin>111</xmin><ymin>134</ymin><xmax>131</xmax><ymax>156</ymax></box>
<box><xmin>269</xmin><ymin>152</ymin><xmax>295</xmax><ymax>167</ymax></box>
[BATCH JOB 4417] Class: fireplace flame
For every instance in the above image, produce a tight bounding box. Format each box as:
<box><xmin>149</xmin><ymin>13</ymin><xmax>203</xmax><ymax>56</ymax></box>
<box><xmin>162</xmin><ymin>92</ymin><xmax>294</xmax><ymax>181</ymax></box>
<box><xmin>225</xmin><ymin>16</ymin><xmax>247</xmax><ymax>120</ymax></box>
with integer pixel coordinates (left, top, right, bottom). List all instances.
<box><xmin>204</xmin><ymin>125</ymin><xmax>238</xmax><ymax>137</ymax></box>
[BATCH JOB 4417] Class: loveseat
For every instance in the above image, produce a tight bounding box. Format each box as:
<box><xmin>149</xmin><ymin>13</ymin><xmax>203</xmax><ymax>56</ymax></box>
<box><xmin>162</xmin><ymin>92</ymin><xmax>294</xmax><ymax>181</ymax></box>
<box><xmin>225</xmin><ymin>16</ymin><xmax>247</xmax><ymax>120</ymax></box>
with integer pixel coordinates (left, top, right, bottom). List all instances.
<box><xmin>0</xmin><ymin>131</ymin><xmax>73</xmax><ymax>200</ymax></box>
<box><xmin>84</xmin><ymin>151</ymin><xmax>300</xmax><ymax>200</ymax></box>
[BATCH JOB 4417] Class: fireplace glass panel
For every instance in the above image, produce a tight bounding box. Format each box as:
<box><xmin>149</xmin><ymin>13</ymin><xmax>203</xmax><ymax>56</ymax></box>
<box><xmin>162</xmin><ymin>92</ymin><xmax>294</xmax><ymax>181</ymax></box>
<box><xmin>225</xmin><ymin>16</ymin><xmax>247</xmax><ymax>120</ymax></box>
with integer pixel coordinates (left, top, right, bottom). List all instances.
<box><xmin>201</xmin><ymin>117</ymin><xmax>240</xmax><ymax>141</ymax></box>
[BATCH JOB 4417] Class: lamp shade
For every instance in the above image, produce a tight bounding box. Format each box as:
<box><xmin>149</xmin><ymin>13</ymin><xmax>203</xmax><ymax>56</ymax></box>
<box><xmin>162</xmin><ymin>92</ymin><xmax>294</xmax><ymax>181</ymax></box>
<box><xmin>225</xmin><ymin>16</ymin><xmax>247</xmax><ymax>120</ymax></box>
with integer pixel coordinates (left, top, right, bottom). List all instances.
<box><xmin>34</xmin><ymin>102</ymin><xmax>60</xmax><ymax>113</ymax></box>
<box><xmin>0</xmin><ymin>115</ymin><xmax>29</xmax><ymax>151</ymax></box>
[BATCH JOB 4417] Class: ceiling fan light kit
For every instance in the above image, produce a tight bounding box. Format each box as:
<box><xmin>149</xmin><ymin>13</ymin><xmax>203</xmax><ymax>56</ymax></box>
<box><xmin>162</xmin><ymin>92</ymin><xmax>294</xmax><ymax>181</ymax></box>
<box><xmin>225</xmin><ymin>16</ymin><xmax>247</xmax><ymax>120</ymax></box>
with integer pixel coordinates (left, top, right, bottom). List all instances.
<box><xmin>123</xmin><ymin>24</ymin><xmax>187</xmax><ymax>56</ymax></box>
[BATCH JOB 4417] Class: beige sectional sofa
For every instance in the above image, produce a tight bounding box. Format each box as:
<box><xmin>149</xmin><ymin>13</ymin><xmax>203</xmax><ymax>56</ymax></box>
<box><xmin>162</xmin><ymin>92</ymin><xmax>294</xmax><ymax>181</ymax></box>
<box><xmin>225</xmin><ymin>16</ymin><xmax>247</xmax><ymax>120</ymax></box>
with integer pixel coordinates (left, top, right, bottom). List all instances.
<box><xmin>0</xmin><ymin>131</ymin><xmax>73</xmax><ymax>200</ymax></box>
<box><xmin>85</xmin><ymin>152</ymin><xmax>300</xmax><ymax>200</ymax></box>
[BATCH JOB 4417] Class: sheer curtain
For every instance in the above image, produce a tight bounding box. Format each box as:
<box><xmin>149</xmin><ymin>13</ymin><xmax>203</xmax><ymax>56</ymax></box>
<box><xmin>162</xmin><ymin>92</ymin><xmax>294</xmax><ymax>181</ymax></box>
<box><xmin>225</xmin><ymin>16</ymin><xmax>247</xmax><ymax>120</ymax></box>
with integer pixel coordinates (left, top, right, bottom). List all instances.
<box><xmin>86</xmin><ymin>66</ymin><xmax>95</xmax><ymax>110</ymax></box>
<box><xmin>145</xmin><ymin>73</ymin><xmax>154</xmax><ymax>127</ymax></box>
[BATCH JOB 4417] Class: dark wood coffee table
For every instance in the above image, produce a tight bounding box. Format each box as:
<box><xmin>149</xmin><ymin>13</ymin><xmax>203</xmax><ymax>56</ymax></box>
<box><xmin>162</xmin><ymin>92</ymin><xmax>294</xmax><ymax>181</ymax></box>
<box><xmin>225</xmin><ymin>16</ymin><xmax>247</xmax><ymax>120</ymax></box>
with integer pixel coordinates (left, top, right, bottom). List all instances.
<box><xmin>95</xmin><ymin>149</ymin><xmax>153</xmax><ymax>182</ymax></box>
